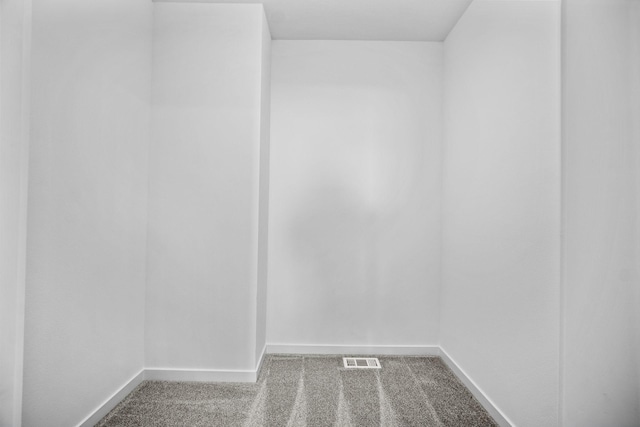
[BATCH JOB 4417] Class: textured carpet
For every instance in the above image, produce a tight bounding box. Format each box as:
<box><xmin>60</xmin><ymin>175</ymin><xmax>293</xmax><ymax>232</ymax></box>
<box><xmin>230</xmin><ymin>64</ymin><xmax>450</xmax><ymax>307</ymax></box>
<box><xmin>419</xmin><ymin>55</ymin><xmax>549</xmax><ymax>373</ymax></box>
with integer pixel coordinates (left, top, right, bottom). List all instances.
<box><xmin>96</xmin><ymin>355</ymin><xmax>498</xmax><ymax>426</ymax></box>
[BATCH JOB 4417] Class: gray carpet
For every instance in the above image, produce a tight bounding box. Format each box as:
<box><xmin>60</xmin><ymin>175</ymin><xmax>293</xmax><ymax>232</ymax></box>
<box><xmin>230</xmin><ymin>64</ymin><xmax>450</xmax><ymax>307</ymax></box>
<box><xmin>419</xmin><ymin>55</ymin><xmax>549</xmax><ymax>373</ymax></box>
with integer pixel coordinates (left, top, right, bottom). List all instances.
<box><xmin>96</xmin><ymin>355</ymin><xmax>498</xmax><ymax>426</ymax></box>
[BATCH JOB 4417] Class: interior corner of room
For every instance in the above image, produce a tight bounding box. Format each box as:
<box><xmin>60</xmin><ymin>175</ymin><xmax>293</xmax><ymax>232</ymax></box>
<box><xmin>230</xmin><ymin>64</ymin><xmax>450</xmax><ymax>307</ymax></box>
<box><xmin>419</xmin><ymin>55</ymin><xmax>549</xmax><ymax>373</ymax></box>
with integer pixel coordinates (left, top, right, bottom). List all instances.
<box><xmin>1</xmin><ymin>0</ymin><xmax>639</xmax><ymax>426</ymax></box>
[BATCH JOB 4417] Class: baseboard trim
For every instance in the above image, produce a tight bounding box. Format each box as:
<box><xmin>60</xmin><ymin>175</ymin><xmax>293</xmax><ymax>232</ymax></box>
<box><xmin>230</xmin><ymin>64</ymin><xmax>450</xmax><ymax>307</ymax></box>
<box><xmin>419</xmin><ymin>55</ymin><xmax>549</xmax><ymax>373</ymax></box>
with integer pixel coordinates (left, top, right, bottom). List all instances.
<box><xmin>266</xmin><ymin>343</ymin><xmax>440</xmax><ymax>356</ymax></box>
<box><xmin>76</xmin><ymin>369</ymin><xmax>145</xmax><ymax>427</ymax></box>
<box><xmin>77</xmin><ymin>346</ymin><xmax>510</xmax><ymax>427</ymax></box>
<box><xmin>439</xmin><ymin>347</ymin><xmax>513</xmax><ymax>427</ymax></box>
<box><xmin>79</xmin><ymin>361</ymin><xmax>263</xmax><ymax>424</ymax></box>
<box><xmin>144</xmin><ymin>367</ymin><xmax>257</xmax><ymax>383</ymax></box>
<box><xmin>255</xmin><ymin>344</ymin><xmax>267</xmax><ymax>377</ymax></box>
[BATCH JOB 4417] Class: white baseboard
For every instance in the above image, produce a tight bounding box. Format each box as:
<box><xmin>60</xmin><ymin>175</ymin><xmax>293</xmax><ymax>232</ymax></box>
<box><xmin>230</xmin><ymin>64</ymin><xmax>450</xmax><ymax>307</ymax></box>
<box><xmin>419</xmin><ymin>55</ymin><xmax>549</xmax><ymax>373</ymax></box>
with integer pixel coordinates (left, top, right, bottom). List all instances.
<box><xmin>76</xmin><ymin>369</ymin><xmax>145</xmax><ymax>427</ymax></box>
<box><xmin>266</xmin><ymin>343</ymin><xmax>440</xmax><ymax>356</ymax></box>
<box><xmin>80</xmin><ymin>354</ymin><xmax>267</xmax><ymax>425</ymax></box>
<box><xmin>77</xmin><ymin>346</ymin><xmax>509</xmax><ymax>427</ymax></box>
<box><xmin>439</xmin><ymin>347</ymin><xmax>513</xmax><ymax>427</ymax></box>
<box><xmin>255</xmin><ymin>344</ymin><xmax>267</xmax><ymax>377</ymax></box>
<box><xmin>144</xmin><ymin>367</ymin><xmax>257</xmax><ymax>383</ymax></box>
<box><xmin>146</xmin><ymin>347</ymin><xmax>268</xmax><ymax>384</ymax></box>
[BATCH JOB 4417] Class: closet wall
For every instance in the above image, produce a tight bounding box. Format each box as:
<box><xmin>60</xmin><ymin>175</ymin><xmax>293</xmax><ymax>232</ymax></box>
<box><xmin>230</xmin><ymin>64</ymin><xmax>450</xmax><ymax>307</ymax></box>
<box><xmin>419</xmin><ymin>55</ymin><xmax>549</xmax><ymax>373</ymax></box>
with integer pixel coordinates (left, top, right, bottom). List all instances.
<box><xmin>562</xmin><ymin>1</ymin><xmax>640</xmax><ymax>425</ymax></box>
<box><xmin>0</xmin><ymin>0</ymin><xmax>31</xmax><ymax>425</ymax></box>
<box><xmin>267</xmin><ymin>40</ymin><xmax>444</xmax><ymax>348</ymax></box>
<box><xmin>146</xmin><ymin>2</ymin><xmax>271</xmax><ymax>373</ymax></box>
<box><xmin>22</xmin><ymin>0</ymin><xmax>152</xmax><ymax>425</ymax></box>
<box><xmin>440</xmin><ymin>1</ymin><xmax>561</xmax><ymax>426</ymax></box>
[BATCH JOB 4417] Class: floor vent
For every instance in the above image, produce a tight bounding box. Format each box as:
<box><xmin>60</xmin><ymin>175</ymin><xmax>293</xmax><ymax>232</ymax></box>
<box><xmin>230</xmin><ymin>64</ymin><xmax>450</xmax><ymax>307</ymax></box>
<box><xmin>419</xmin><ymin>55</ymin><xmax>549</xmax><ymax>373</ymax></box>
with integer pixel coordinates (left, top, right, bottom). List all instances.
<box><xmin>343</xmin><ymin>357</ymin><xmax>381</xmax><ymax>369</ymax></box>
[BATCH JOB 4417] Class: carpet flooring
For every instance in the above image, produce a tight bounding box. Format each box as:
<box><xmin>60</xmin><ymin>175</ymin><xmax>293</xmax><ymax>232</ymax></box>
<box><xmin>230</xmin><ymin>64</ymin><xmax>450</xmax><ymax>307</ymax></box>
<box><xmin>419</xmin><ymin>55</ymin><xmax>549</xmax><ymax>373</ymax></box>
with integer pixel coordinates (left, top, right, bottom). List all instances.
<box><xmin>96</xmin><ymin>355</ymin><xmax>498</xmax><ymax>426</ymax></box>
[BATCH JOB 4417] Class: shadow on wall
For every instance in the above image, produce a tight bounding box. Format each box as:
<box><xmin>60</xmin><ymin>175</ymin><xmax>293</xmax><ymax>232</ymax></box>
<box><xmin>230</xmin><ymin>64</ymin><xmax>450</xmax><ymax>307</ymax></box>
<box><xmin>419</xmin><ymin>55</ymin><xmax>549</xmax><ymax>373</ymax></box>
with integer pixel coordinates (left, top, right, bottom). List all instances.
<box><xmin>287</xmin><ymin>184</ymin><xmax>381</xmax><ymax>342</ymax></box>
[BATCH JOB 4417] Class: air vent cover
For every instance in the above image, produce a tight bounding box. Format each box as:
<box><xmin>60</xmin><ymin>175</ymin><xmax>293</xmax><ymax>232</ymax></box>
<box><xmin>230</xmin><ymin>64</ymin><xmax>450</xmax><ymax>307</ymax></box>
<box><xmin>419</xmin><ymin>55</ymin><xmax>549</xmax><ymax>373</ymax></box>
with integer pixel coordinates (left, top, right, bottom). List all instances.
<box><xmin>343</xmin><ymin>357</ymin><xmax>381</xmax><ymax>369</ymax></box>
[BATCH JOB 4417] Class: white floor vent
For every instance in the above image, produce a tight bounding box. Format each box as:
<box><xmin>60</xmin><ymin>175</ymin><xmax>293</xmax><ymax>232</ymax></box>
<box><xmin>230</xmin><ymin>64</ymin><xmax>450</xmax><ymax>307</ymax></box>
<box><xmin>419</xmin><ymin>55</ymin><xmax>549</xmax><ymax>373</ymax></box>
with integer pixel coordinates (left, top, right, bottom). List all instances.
<box><xmin>343</xmin><ymin>357</ymin><xmax>381</xmax><ymax>369</ymax></box>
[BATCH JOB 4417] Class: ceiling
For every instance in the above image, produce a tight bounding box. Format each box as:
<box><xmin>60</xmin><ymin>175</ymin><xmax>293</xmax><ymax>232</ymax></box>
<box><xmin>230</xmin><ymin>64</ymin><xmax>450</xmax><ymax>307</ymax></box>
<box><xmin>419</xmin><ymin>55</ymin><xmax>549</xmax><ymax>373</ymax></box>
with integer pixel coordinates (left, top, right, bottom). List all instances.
<box><xmin>155</xmin><ymin>0</ymin><xmax>475</xmax><ymax>41</ymax></box>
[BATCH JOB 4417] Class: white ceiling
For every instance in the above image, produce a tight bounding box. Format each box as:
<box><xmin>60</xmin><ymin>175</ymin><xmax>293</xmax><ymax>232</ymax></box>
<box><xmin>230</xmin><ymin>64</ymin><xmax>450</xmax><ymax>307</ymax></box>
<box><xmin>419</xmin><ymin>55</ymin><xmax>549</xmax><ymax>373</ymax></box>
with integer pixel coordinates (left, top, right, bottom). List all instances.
<box><xmin>155</xmin><ymin>0</ymin><xmax>475</xmax><ymax>41</ymax></box>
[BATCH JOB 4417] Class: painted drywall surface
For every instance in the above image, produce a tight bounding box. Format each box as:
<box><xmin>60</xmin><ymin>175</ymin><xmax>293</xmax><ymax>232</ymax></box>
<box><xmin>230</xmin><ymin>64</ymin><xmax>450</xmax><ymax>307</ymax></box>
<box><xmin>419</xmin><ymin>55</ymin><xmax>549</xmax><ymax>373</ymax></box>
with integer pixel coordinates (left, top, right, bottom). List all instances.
<box><xmin>267</xmin><ymin>41</ymin><xmax>443</xmax><ymax>346</ymax></box>
<box><xmin>147</xmin><ymin>3</ymin><xmax>265</xmax><ymax>371</ymax></box>
<box><xmin>0</xmin><ymin>0</ymin><xmax>30</xmax><ymax>425</ymax></box>
<box><xmin>562</xmin><ymin>1</ymin><xmax>640</xmax><ymax>425</ymax></box>
<box><xmin>255</xmin><ymin>10</ymin><xmax>271</xmax><ymax>365</ymax></box>
<box><xmin>22</xmin><ymin>0</ymin><xmax>151</xmax><ymax>425</ymax></box>
<box><xmin>440</xmin><ymin>2</ymin><xmax>561</xmax><ymax>426</ymax></box>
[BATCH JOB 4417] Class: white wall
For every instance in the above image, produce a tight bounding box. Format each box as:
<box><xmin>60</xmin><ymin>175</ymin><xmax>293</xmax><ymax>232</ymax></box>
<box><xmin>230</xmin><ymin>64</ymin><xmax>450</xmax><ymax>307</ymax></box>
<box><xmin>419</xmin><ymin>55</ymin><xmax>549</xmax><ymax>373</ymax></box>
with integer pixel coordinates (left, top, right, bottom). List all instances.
<box><xmin>22</xmin><ymin>0</ymin><xmax>152</xmax><ymax>425</ymax></box>
<box><xmin>267</xmin><ymin>41</ymin><xmax>443</xmax><ymax>347</ymax></box>
<box><xmin>255</xmin><ymin>12</ymin><xmax>271</xmax><ymax>364</ymax></box>
<box><xmin>441</xmin><ymin>2</ymin><xmax>561</xmax><ymax>426</ymax></box>
<box><xmin>562</xmin><ymin>1</ymin><xmax>640</xmax><ymax>426</ymax></box>
<box><xmin>147</xmin><ymin>3</ymin><xmax>268</xmax><ymax>371</ymax></box>
<box><xmin>0</xmin><ymin>0</ymin><xmax>30</xmax><ymax>425</ymax></box>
